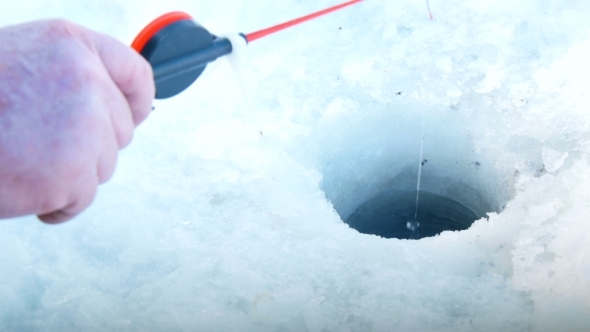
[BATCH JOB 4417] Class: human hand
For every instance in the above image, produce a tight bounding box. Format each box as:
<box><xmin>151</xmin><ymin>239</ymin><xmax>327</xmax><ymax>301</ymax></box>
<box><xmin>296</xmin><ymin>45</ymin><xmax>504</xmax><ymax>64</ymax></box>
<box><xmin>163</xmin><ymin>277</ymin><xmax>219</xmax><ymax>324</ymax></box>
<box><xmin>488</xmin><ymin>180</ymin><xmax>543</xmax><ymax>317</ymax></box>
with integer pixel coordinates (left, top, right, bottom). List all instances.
<box><xmin>0</xmin><ymin>20</ymin><xmax>155</xmax><ymax>223</ymax></box>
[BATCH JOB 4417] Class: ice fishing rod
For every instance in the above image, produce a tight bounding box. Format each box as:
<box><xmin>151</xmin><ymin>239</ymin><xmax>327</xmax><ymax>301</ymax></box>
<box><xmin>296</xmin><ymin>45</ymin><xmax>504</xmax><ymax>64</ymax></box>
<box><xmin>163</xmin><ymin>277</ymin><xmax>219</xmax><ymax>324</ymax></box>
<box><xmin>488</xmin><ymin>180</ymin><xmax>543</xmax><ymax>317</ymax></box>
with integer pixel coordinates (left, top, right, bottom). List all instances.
<box><xmin>131</xmin><ymin>0</ymin><xmax>364</xmax><ymax>99</ymax></box>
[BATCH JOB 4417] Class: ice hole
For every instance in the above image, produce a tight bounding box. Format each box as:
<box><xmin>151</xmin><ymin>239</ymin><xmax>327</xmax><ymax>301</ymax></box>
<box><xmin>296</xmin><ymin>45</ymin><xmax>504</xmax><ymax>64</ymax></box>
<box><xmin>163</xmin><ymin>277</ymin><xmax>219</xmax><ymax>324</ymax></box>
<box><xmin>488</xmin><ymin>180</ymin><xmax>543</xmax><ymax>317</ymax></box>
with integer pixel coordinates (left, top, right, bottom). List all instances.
<box><xmin>317</xmin><ymin>103</ymin><xmax>516</xmax><ymax>240</ymax></box>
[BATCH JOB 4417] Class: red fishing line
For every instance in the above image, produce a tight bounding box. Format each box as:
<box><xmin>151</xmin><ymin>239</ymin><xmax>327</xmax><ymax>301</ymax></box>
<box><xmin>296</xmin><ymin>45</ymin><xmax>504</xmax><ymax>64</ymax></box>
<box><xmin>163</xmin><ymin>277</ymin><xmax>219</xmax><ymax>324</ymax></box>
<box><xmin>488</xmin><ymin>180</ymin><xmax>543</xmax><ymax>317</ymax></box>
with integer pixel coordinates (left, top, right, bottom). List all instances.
<box><xmin>245</xmin><ymin>0</ymin><xmax>363</xmax><ymax>43</ymax></box>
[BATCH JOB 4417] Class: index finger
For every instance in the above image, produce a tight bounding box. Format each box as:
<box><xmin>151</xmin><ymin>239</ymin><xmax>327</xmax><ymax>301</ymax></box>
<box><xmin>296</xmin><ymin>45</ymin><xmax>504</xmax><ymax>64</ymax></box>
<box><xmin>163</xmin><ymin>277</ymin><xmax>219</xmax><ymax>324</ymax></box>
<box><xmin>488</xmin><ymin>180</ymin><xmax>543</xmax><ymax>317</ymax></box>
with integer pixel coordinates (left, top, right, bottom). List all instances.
<box><xmin>90</xmin><ymin>30</ymin><xmax>155</xmax><ymax>126</ymax></box>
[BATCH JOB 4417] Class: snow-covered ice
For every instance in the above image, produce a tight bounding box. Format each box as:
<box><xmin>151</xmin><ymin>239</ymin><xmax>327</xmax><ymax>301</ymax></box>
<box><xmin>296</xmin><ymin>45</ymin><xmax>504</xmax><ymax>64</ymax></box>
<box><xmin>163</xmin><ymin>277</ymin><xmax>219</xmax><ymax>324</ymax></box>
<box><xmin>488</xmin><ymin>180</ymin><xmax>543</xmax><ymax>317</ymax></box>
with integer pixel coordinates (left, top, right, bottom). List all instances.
<box><xmin>1</xmin><ymin>0</ymin><xmax>590</xmax><ymax>331</ymax></box>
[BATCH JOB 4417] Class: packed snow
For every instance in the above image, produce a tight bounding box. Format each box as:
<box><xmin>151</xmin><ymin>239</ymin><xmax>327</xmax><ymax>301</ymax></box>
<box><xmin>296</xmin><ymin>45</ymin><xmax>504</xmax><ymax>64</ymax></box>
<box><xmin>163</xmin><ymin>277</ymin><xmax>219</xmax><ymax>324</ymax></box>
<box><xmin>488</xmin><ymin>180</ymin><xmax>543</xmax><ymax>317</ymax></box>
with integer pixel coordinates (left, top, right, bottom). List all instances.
<box><xmin>1</xmin><ymin>0</ymin><xmax>590</xmax><ymax>331</ymax></box>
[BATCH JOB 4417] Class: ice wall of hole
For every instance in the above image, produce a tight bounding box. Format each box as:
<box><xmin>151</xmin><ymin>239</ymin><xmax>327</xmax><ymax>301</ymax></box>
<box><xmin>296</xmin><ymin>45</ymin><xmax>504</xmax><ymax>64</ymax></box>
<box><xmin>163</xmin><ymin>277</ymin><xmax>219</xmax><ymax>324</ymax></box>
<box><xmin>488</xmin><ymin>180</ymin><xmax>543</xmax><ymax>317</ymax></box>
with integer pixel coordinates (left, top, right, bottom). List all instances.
<box><xmin>316</xmin><ymin>101</ymin><xmax>517</xmax><ymax>240</ymax></box>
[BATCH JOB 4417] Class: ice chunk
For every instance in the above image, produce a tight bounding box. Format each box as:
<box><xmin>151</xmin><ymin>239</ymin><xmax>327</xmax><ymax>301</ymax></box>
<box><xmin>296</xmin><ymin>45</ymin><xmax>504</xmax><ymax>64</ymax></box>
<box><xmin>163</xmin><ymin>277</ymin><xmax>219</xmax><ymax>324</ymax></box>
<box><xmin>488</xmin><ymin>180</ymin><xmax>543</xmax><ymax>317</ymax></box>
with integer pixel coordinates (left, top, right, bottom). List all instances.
<box><xmin>542</xmin><ymin>147</ymin><xmax>569</xmax><ymax>173</ymax></box>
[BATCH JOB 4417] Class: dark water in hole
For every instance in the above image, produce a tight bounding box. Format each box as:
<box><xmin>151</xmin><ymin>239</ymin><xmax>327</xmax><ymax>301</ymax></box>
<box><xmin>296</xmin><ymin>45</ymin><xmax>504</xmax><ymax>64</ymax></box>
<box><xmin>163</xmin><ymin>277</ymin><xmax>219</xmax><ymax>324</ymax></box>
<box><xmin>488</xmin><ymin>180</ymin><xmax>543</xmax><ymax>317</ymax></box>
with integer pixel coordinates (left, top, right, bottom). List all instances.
<box><xmin>345</xmin><ymin>190</ymin><xmax>481</xmax><ymax>240</ymax></box>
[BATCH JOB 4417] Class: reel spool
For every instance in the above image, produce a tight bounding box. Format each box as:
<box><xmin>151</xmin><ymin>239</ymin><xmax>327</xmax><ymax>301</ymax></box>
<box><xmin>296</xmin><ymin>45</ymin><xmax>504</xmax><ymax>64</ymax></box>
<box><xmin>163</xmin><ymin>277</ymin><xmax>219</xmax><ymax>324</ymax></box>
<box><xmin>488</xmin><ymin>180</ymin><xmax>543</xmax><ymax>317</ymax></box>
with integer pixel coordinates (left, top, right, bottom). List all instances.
<box><xmin>132</xmin><ymin>12</ymin><xmax>233</xmax><ymax>99</ymax></box>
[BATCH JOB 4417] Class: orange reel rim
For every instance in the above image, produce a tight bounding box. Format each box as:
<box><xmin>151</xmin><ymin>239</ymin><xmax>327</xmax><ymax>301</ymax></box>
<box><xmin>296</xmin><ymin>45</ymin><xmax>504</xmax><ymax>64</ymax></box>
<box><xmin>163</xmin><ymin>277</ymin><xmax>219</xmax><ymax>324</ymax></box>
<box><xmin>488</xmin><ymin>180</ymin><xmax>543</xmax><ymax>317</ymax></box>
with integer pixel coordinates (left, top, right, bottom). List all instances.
<box><xmin>131</xmin><ymin>11</ymin><xmax>193</xmax><ymax>53</ymax></box>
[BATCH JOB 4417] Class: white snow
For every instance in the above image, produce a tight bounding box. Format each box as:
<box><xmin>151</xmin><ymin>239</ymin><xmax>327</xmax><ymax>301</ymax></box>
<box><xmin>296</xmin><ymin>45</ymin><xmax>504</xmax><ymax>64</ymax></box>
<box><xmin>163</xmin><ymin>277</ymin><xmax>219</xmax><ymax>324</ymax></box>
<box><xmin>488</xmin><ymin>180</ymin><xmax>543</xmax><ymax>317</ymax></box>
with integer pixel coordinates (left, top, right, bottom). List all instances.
<box><xmin>1</xmin><ymin>0</ymin><xmax>590</xmax><ymax>331</ymax></box>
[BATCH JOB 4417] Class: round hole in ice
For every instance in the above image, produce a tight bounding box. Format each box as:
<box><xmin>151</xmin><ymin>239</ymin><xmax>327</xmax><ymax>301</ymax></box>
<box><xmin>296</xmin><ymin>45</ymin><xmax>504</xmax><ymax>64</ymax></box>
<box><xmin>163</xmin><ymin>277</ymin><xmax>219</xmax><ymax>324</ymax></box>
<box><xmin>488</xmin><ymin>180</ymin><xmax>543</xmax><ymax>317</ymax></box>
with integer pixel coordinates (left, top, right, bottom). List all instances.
<box><xmin>316</xmin><ymin>102</ymin><xmax>516</xmax><ymax>240</ymax></box>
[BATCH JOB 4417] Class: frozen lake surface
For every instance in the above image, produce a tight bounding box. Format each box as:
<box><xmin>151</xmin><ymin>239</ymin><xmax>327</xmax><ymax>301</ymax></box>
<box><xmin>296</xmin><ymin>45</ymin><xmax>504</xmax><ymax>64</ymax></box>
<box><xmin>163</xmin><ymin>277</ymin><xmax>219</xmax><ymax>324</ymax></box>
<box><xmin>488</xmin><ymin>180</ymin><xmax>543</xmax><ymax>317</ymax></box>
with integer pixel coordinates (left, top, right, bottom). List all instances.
<box><xmin>1</xmin><ymin>0</ymin><xmax>589</xmax><ymax>331</ymax></box>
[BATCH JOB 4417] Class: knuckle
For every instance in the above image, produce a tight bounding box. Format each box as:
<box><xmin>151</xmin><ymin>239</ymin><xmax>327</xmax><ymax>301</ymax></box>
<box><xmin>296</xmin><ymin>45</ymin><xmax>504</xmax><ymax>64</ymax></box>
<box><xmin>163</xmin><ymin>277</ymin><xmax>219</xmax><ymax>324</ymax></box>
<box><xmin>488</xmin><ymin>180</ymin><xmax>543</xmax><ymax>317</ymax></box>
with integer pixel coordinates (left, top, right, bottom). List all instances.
<box><xmin>118</xmin><ymin>128</ymin><xmax>134</xmax><ymax>148</ymax></box>
<box><xmin>39</xmin><ymin>21</ymin><xmax>98</xmax><ymax>93</ymax></box>
<box><xmin>98</xmin><ymin>163</ymin><xmax>117</xmax><ymax>184</ymax></box>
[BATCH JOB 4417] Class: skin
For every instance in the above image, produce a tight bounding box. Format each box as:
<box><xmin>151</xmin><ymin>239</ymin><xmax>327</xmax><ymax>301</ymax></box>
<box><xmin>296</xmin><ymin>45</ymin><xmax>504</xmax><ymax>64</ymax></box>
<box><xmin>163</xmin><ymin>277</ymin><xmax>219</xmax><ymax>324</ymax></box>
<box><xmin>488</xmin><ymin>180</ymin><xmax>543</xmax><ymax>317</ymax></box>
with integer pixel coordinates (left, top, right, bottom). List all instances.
<box><xmin>0</xmin><ymin>20</ymin><xmax>155</xmax><ymax>224</ymax></box>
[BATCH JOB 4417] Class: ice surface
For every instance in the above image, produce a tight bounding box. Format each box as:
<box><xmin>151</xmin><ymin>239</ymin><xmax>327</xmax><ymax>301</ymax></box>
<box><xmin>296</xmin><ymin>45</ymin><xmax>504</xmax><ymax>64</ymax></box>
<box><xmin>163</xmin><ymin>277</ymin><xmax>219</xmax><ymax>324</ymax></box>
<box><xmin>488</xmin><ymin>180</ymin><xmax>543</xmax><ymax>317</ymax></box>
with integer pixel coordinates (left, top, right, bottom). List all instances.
<box><xmin>1</xmin><ymin>0</ymin><xmax>590</xmax><ymax>331</ymax></box>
